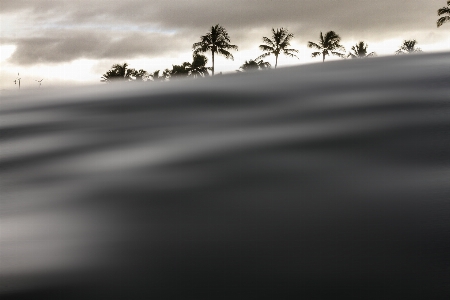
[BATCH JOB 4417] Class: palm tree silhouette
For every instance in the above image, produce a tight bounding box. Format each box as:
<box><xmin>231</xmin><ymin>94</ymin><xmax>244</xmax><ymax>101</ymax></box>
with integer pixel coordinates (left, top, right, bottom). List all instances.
<box><xmin>190</xmin><ymin>54</ymin><xmax>211</xmax><ymax>78</ymax></box>
<box><xmin>169</xmin><ymin>62</ymin><xmax>191</xmax><ymax>79</ymax></box>
<box><xmin>437</xmin><ymin>1</ymin><xmax>450</xmax><ymax>27</ymax></box>
<box><xmin>131</xmin><ymin>69</ymin><xmax>149</xmax><ymax>81</ymax></box>
<box><xmin>347</xmin><ymin>41</ymin><xmax>376</xmax><ymax>59</ymax></box>
<box><xmin>395</xmin><ymin>40</ymin><xmax>422</xmax><ymax>55</ymax></box>
<box><xmin>101</xmin><ymin>64</ymin><xmax>150</xmax><ymax>82</ymax></box>
<box><xmin>150</xmin><ymin>70</ymin><xmax>170</xmax><ymax>82</ymax></box>
<box><xmin>307</xmin><ymin>31</ymin><xmax>345</xmax><ymax>62</ymax></box>
<box><xmin>193</xmin><ymin>24</ymin><xmax>238</xmax><ymax>76</ymax></box>
<box><xmin>256</xmin><ymin>28</ymin><xmax>298</xmax><ymax>69</ymax></box>
<box><xmin>101</xmin><ymin>63</ymin><xmax>134</xmax><ymax>82</ymax></box>
<box><xmin>238</xmin><ymin>59</ymin><xmax>271</xmax><ymax>72</ymax></box>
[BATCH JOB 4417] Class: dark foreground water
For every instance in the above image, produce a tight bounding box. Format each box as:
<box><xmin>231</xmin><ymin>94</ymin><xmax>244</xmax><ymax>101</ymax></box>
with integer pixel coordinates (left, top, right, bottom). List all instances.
<box><xmin>1</xmin><ymin>53</ymin><xmax>449</xmax><ymax>299</ymax></box>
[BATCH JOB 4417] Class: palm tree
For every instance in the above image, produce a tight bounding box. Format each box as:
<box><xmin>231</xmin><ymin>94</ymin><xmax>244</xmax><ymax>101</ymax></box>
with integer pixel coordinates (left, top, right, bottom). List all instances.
<box><xmin>256</xmin><ymin>28</ymin><xmax>298</xmax><ymax>68</ymax></box>
<box><xmin>395</xmin><ymin>40</ymin><xmax>422</xmax><ymax>55</ymax></box>
<box><xmin>189</xmin><ymin>54</ymin><xmax>211</xmax><ymax>78</ymax></box>
<box><xmin>101</xmin><ymin>63</ymin><xmax>134</xmax><ymax>82</ymax></box>
<box><xmin>347</xmin><ymin>41</ymin><xmax>376</xmax><ymax>59</ymax></box>
<box><xmin>169</xmin><ymin>62</ymin><xmax>191</xmax><ymax>78</ymax></box>
<box><xmin>238</xmin><ymin>59</ymin><xmax>271</xmax><ymax>72</ymax></box>
<box><xmin>101</xmin><ymin>64</ymin><xmax>149</xmax><ymax>82</ymax></box>
<box><xmin>149</xmin><ymin>70</ymin><xmax>170</xmax><ymax>82</ymax></box>
<box><xmin>307</xmin><ymin>31</ymin><xmax>345</xmax><ymax>62</ymax></box>
<box><xmin>130</xmin><ymin>69</ymin><xmax>149</xmax><ymax>81</ymax></box>
<box><xmin>192</xmin><ymin>24</ymin><xmax>238</xmax><ymax>76</ymax></box>
<box><xmin>437</xmin><ymin>1</ymin><xmax>450</xmax><ymax>27</ymax></box>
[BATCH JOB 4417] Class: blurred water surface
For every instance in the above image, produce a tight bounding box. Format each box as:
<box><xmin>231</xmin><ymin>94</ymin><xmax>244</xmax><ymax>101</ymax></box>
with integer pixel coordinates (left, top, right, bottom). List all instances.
<box><xmin>1</xmin><ymin>53</ymin><xmax>450</xmax><ymax>299</ymax></box>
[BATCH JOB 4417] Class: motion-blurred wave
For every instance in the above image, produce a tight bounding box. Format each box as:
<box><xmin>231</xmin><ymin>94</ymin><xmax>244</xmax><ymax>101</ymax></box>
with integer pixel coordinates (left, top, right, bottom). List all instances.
<box><xmin>1</xmin><ymin>53</ymin><xmax>449</xmax><ymax>299</ymax></box>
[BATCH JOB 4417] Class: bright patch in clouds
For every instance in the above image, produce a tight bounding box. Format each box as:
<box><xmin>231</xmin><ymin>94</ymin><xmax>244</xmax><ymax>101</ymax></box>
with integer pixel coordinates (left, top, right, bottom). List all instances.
<box><xmin>0</xmin><ymin>45</ymin><xmax>16</xmax><ymax>62</ymax></box>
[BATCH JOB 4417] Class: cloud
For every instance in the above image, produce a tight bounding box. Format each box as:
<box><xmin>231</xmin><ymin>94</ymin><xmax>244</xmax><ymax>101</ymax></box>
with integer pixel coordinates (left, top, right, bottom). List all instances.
<box><xmin>1</xmin><ymin>0</ymin><xmax>448</xmax><ymax>66</ymax></box>
<box><xmin>5</xmin><ymin>30</ymin><xmax>193</xmax><ymax>65</ymax></box>
<box><xmin>2</xmin><ymin>0</ymin><xmax>440</xmax><ymax>31</ymax></box>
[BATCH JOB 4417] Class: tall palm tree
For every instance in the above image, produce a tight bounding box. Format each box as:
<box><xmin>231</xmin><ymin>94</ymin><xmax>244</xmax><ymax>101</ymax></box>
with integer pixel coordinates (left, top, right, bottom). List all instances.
<box><xmin>189</xmin><ymin>54</ymin><xmax>211</xmax><ymax>78</ymax></box>
<box><xmin>395</xmin><ymin>40</ymin><xmax>422</xmax><ymax>55</ymax></box>
<box><xmin>256</xmin><ymin>28</ymin><xmax>298</xmax><ymax>68</ymax></box>
<box><xmin>307</xmin><ymin>31</ymin><xmax>345</xmax><ymax>62</ymax></box>
<box><xmin>238</xmin><ymin>59</ymin><xmax>271</xmax><ymax>71</ymax></box>
<box><xmin>192</xmin><ymin>24</ymin><xmax>238</xmax><ymax>76</ymax></box>
<box><xmin>347</xmin><ymin>41</ymin><xmax>376</xmax><ymax>59</ymax></box>
<box><xmin>437</xmin><ymin>1</ymin><xmax>450</xmax><ymax>27</ymax></box>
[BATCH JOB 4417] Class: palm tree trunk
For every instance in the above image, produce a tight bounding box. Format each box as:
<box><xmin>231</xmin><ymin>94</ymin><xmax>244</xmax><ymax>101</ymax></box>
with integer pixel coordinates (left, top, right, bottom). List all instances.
<box><xmin>322</xmin><ymin>52</ymin><xmax>325</xmax><ymax>62</ymax></box>
<box><xmin>212</xmin><ymin>51</ymin><xmax>215</xmax><ymax>76</ymax></box>
<box><xmin>275</xmin><ymin>55</ymin><xmax>278</xmax><ymax>69</ymax></box>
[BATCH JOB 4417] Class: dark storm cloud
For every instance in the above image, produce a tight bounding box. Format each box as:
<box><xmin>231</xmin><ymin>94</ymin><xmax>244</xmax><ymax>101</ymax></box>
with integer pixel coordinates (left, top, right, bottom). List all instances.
<box><xmin>1</xmin><ymin>0</ymin><xmax>443</xmax><ymax>65</ymax></box>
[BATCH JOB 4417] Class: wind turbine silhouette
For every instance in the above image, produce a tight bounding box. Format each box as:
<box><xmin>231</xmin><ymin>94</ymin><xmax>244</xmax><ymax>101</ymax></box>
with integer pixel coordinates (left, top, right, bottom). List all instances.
<box><xmin>35</xmin><ymin>79</ymin><xmax>44</xmax><ymax>87</ymax></box>
<box><xmin>14</xmin><ymin>73</ymin><xmax>21</xmax><ymax>89</ymax></box>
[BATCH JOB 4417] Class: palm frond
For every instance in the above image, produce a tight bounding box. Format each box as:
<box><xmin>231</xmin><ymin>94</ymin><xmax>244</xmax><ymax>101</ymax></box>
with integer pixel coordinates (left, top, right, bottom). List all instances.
<box><xmin>259</xmin><ymin>44</ymin><xmax>275</xmax><ymax>52</ymax></box>
<box><xmin>284</xmin><ymin>48</ymin><xmax>299</xmax><ymax>53</ymax></box>
<box><xmin>325</xmin><ymin>31</ymin><xmax>340</xmax><ymax>41</ymax></box>
<box><xmin>331</xmin><ymin>51</ymin><xmax>345</xmax><ymax>58</ymax></box>
<box><xmin>307</xmin><ymin>41</ymin><xmax>322</xmax><ymax>49</ymax></box>
<box><xmin>283</xmin><ymin>51</ymin><xmax>299</xmax><ymax>59</ymax></box>
<box><xmin>262</xmin><ymin>37</ymin><xmax>275</xmax><ymax>47</ymax></box>
<box><xmin>193</xmin><ymin>41</ymin><xmax>211</xmax><ymax>54</ymax></box>
<box><xmin>256</xmin><ymin>52</ymin><xmax>271</xmax><ymax>60</ymax></box>
<box><xmin>217</xmin><ymin>48</ymin><xmax>235</xmax><ymax>60</ymax></box>
<box><xmin>438</xmin><ymin>7</ymin><xmax>450</xmax><ymax>15</ymax></box>
<box><xmin>225</xmin><ymin>44</ymin><xmax>239</xmax><ymax>51</ymax></box>
<box><xmin>271</xmin><ymin>28</ymin><xmax>278</xmax><ymax>40</ymax></box>
<box><xmin>311</xmin><ymin>52</ymin><xmax>321</xmax><ymax>58</ymax></box>
<box><xmin>437</xmin><ymin>16</ymin><xmax>450</xmax><ymax>27</ymax></box>
<box><xmin>279</xmin><ymin>40</ymin><xmax>291</xmax><ymax>49</ymax></box>
<box><xmin>281</xmin><ymin>33</ymin><xmax>294</xmax><ymax>45</ymax></box>
<box><xmin>437</xmin><ymin>2</ymin><xmax>450</xmax><ymax>27</ymax></box>
<box><xmin>257</xmin><ymin>60</ymin><xmax>271</xmax><ymax>69</ymax></box>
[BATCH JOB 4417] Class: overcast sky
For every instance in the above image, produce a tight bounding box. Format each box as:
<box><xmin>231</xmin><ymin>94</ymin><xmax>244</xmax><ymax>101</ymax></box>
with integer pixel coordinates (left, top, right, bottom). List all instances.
<box><xmin>1</xmin><ymin>0</ymin><xmax>449</xmax><ymax>89</ymax></box>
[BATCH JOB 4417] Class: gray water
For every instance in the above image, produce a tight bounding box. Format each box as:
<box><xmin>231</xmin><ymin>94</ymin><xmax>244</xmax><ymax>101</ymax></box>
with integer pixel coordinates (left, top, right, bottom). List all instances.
<box><xmin>1</xmin><ymin>53</ymin><xmax>449</xmax><ymax>299</ymax></box>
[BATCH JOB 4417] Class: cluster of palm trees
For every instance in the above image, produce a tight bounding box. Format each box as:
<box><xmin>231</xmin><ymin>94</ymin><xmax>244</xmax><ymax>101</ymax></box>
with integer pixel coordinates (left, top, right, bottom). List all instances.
<box><xmin>101</xmin><ymin>1</ymin><xmax>449</xmax><ymax>82</ymax></box>
<box><xmin>238</xmin><ymin>59</ymin><xmax>271</xmax><ymax>72</ymax></box>
<box><xmin>100</xmin><ymin>54</ymin><xmax>211</xmax><ymax>83</ymax></box>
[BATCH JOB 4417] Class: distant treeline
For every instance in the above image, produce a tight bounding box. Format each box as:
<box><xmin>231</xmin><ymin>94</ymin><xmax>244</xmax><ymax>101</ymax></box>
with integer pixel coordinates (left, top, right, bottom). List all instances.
<box><xmin>99</xmin><ymin>1</ymin><xmax>448</xmax><ymax>82</ymax></box>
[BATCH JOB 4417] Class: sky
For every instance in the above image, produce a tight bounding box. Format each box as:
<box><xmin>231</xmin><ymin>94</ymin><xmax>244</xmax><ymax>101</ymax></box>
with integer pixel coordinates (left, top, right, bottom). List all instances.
<box><xmin>1</xmin><ymin>0</ymin><xmax>449</xmax><ymax>90</ymax></box>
